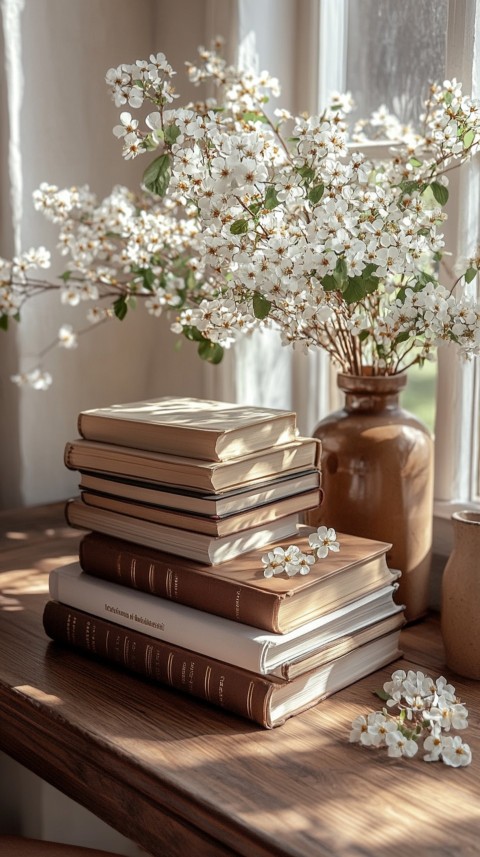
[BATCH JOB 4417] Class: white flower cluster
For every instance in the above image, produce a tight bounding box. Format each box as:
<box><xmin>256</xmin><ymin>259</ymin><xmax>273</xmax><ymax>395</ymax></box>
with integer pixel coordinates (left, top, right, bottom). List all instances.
<box><xmin>262</xmin><ymin>526</ymin><xmax>339</xmax><ymax>578</ymax></box>
<box><xmin>350</xmin><ymin>669</ymin><xmax>472</xmax><ymax>766</ymax></box>
<box><xmin>1</xmin><ymin>183</ymin><xmax>214</xmax><ymax>389</ymax></box>
<box><xmin>1</xmin><ymin>42</ymin><xmax>480</xmax><ymax>386</ymax></box>
<box><xmin>102</xmin><ymin>44</ymin><xmax>480</xmax><ymax>376</ymax></box>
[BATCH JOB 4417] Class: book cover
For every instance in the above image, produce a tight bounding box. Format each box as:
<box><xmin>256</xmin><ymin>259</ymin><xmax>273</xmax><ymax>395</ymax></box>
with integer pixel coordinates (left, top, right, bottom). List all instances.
<box><xmin>48</xmin><ymin>561</ymin><xmax>402</xmax><ymax>676</ymax></box>
<box><xmin>78</xmin><ymin>469</ymin><xmax>321</xmax><ymax>516</ymax></box>
<box><xmin>65</xmin><ymin>499</ymin><xmax>300</xmax><ymax>564</ymax></box>
<box><xmin>80</xmin><ymin>486</ymin><xmax>322</xmax><ymax>537</ymax></box>
<box><xmin>79</xmin><ymin>528</ymin><xmax>397</xmax><ymax>633</ymax></box>
<box><xmin>64</xmin><ymin>437</ymin><xmax>321</xmax><ymax>492</ymax></box>
<box><xmin>43</xmin><ymin>600</ymin><xmax>402</xmax><ymax>728</ymax></box>
<box><xmin>78</xmin><ymin>397</ymin><xmax>297</xmax><ymax>461</ymax></box>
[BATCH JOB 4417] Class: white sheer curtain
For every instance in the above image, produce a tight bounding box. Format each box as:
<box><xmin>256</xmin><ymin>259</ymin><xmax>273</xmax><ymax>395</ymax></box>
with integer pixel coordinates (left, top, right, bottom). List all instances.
<box><xmin>0</xmin><ymin>0</ymin><xmax>228</xmax><ymax>508</ymax></box>
<box><xmin>231</xmin><ymin>0</ymin><xmax>335</xmax><ymax>436</ymax></box>
<box><xmin>0</xmin><ymin>0</ymin><xmax>328</xmax><ymax>510</ymax></box>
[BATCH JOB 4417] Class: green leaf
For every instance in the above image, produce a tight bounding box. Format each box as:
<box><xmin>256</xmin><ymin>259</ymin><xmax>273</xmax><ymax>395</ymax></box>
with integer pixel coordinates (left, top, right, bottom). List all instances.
<box><xmin>252</xmin><ymin>292</ymin><xmax>271</xmax><ymax>320</ymax></box>
<box><xmin>463</xmin><ymin>129</ymin><xmax>475</xmax><ymax>149</ymax></box>
<box><xmin>399</xmin><ymin>180</ymin><xmax>422</xmax><ymax>195</ymax></box>
<box><xmin>264</xmin><ymin>186</ymin><xmax>280</xmax><ymax>211</ymax></box>
<box><xmin>184</xmin><ymin>269</ymin><xmax>197</xmax><ymax>292</ymax></box>
<box><xmin>333</xmin><ymin>257</ymin><xmax>348</xmax><ymax>290</ymax></box>
<box><xmin>126</xmin><ymin>295</ymin><xmax>137</xmax><ymax>310</ymax></box>
<box><xmin>409</xmin><ymin>157</ymin><xmax>423</xmax><ymax>168</ymax></box>
<box><xmin>183</xmin><ymin>325</ymin><xmax>205</xmax><ymax>343</ymax></box>
<box><xmin>444</xmin><ymin>91</ymin><xmax>453</xmax><ymax>105</ymax></box>
<box><xmin>230</xmin><ymin>219</ymin><xmax>249</xmax><ymax>235</ymax></box>
<box><xmin>0</xmin><ymin>314</ymin><xmax>9</xmax><ymax>331</ymax></box>
<box><xmin>296</xmin><ymin>165</ymin><xmax>315</xmax><ymax>184</ymax></box>
<box><xmin>374</xmin><ymin>689</ymin><xmax>391</xmax><ymax>701</ymax></box>
<box><xmin>465</xmin><ymin>266</ymin><xmax>478</xmax><ymax>284</ymax></box>
<box><xmin>430</xmin><ymin>181</ymin><xmax>449</xmax><ymax>206</ymax></box>
<box><xmin>164</xmin><ymin>123</ymin><xmax>181</xmax><ymax>146</ymax></box>
<box><xmin>134</xmin><ymin>267</ymin><xmax>155</xmax><ymax>292</ymax></box>
<box><xmin>113</xmin><ymin>296</ymin><xmax>128</xmax><ymax>320</ymax></box>
<box><xmin>342</xmin><ymin>277</ymin><xmax>366</xmax><ymax>304</ymax></box>
<box><xmin>308</xmin><ymin>183</ymin><xmax>325</xmax><ymax>205</ymax></box>
<box><xmin>321</xmin><ymin>274</ymin><xmax>338</xmax><ymax>292</ymax></box>
<box><xmin>142</xmin><ymin>153</ymin><xmax>172</xmax><ymax>197</ymax></box>
<box><xmin>242</xmin><ymin>111</ymin><xmax>269</xmax><ymax>123</ymax></box>
<box><xmin>395</xmin><ymin>331</ymin><xmax>411</xmax><ymax>345</ymax></box>
<box><xmin>342</xmin><ymin>268</ymin><xmax>380</xmax><ymax>304</ymax></box>
<box><xmin>358</xmin><ymin>329</ymin><xmax>370</xmax><ymax>342</ymax></box>
<box><xmin>59</xmin><ymin>271</ymin><xmax>72</xmax><ymax>282</ymax></box>
<box><xmin>197</xmin><ymin>339</ymin><xmax>224</xmax><ymax>364</ymax></box>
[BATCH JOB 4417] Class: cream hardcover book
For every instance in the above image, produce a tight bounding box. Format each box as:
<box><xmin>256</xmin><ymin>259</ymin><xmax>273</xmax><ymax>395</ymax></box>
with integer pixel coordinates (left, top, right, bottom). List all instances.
<box><xmin>78</xmin><ymin>397</ymin><xmax>297</xmax><ymax>460</ymax></box>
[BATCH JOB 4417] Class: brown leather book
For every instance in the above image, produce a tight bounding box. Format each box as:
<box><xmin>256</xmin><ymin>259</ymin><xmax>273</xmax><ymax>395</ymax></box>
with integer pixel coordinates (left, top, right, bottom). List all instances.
<box><xmin>43</xmin><ymin>601</ymin><xmax>402</xmax><ymax>728</ymax></box>
<box><xmin>77</xmin><ymin>397</ymin><xmax>298</xmax><ymax>461</ymax></box>
<box><xmin>64</xmin><ymin>436</ymin><xmax>321</xmax><ymax>492</ymax></box>
<box><xmin>79</xmin><ymin>528</ymin><xmax>397</xmax><ymax>633</ymax></box>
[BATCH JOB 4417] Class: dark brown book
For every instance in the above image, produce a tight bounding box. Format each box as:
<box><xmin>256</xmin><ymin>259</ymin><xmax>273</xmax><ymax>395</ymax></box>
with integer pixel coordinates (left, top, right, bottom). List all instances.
<box><xmin>79</xmin><ymin>528</ymin><xmax>397</xmax><ymax>633</ymax></box>
<box><xmin>80</xmin><ymin>486</ymin><xmax>322</xmax><ymax>537</ymax></box>
<box><xmin>78</xmin><ymin>397</ymin><xmax>298</xmax><ymax>461</ymax></box>
<box><xmin>43</xmin><ymin>600</ymin><xmax>402</xmax><ymax>728</ymax></box>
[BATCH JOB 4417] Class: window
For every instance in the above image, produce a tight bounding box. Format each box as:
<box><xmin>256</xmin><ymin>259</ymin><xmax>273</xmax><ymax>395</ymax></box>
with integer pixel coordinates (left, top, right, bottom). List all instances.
<box><xmin>318</xmin><ymin>0</ymin><xmax>480</xmax><ymax>524</ymax></box>
<box><xmin>232</xmin><ymin>0</ymin><xmax>479</xmax><ymax>519</ymax></box>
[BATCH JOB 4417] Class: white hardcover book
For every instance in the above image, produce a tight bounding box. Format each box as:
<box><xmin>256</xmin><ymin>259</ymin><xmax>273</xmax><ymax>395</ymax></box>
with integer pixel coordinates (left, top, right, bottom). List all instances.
<box><xmin>49</xmin><ymin>562</ymin><xmax>403</xmax><ymax>676</ymax></box>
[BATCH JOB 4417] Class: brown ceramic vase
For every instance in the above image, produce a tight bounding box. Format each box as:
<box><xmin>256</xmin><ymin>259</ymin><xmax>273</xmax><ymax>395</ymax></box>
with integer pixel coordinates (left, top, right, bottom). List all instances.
<box><xmin>308</xmin><ymin>372</ymin><xmax>434</xmax><ymax>622</ymax></box>
<box><xmin>441</xmin><ymin>511</ymin><xmax>480</xmax><ymax>679</ymax></box>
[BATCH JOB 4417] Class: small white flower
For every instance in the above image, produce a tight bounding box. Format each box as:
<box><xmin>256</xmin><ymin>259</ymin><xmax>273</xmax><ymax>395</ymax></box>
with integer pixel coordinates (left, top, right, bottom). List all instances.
<box><xmin>423</xmin><ymin>725</ymin><xmax>444</xmax><ymax>762</ymax></box>
<box><xmin>385</xmin><ymin>731</ymin><xmax>418</xmax><ymax>759</ymax></box>
<box><xmin>308</xmin><ymin>526</ymin><xmax>340</xmax><ymax>559</ymax></box>
<box><xmin>440</xmin><ymin>735</ymin><xmax>472</xmax><ymax>767</ymax></box>
<box><xmin>261</xmin><ymin>547</ymin><xmax>287</xmax><ymax>578</ymax></box>
<box><xmin>11</xmin><ymin>368</ymin><xmax>52</xmax><ymax>391</ymax></box>
<box><xmin>58</xmin><ymin>324</ymin><xmax>78</xmax><ymax>349</ymax></box>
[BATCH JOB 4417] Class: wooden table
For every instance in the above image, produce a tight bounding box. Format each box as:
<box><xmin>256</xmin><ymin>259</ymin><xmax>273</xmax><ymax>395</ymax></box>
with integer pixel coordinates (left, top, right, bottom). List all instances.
<box><xmin>0</xmin><ymin>503</ymin><xmax>479</xmax><ymax>857</ymax></box>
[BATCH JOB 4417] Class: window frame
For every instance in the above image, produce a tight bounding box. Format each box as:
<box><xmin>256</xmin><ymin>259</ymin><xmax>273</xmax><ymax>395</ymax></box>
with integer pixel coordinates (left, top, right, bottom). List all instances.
<box><xmin>318</xmin><ymin>0</ymin><xmax>480</xmax><ymax>557</ymax></box>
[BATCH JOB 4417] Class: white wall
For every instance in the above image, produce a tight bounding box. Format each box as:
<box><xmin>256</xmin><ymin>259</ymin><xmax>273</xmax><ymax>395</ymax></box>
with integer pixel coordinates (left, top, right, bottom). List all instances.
<box><xmin>1</xmin><ymin>0</ymin><xmax>234</xmax><ymax>509</ymax></box>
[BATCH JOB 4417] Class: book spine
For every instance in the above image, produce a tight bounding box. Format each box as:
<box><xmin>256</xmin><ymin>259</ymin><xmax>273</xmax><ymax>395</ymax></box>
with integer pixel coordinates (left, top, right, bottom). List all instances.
<box><xmin>79</xmin><ymin>533</ymin><xmax>282</xmax><ymax>632</ymax></box>
<box><xmin>49</xmin><ymin>564</ymin><xmax>270</xmax><ymax>672</ymax></box>
<box><xmin>43</xmin><ymin>601</ymin><xmax>273</xmax><ymax>728</ymax></box>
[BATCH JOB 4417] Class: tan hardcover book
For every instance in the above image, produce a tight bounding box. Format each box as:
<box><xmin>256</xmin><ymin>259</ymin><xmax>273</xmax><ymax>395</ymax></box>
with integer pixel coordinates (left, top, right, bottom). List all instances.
<box><xmin>43</xmin><ymin>600</ymin><xmax>402</xmax><ymax>728</ymax></box>
<box><xmin>80</xmin><ymin>486</ymin><xmax>322</xmax><ymax>537</ymax></box>
<box><xmin>64</xmin><ymin>437</ymin><xmax>321</xmax><ymax>492</ymax></box>
<box><xmin>77</xmin><ymin>397</ymin><xmax>297</xmax><ymax>460</ymax></box>
<box><xmin>79</xmin><ymin>528</ymin><xmax>397</xmax><ymax>633</ymax></box>
<box><xmin>65</xmin><ymin>498</ymin><xmax>300</xmax><ymax>564</ymax></box>
<box><xmin>78</xmin><ymin>469</ymin><xmax>322</xmax><ymax>516</ymax></box>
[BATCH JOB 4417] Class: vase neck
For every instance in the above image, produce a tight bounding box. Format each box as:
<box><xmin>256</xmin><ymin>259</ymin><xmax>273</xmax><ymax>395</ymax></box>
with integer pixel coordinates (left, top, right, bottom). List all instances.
<box><xmin>343</xmin><ymin>391</ymin><xmax>400</xmax><ymax>414</ymax></box>
<box><xmin>337</xmin><ymin>372</ymin><xmax>406</xmax><ymax>414</ymax></box>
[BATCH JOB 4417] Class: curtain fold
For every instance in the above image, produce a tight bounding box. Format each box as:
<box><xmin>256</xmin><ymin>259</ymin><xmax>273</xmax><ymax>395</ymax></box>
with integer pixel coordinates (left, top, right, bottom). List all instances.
<box><xmin>0</xmin><ymin>0</ymin><xmax>327</xmax><ymax>508</ymax></box>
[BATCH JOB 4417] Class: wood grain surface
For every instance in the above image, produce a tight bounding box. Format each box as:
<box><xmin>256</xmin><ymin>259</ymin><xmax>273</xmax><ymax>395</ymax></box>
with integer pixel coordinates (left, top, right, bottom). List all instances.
<box><xmin>0</xmin><ymin>503</ymin><xmax>479</xmax><ymax>857</ymax></box>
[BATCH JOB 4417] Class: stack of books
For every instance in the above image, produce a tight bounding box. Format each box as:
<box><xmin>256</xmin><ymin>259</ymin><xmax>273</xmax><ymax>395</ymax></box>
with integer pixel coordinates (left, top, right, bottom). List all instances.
<box><xmin>43</xmin><ymin>396</ymin><xmax>404</xmax><ymax>728</ymax></box>
<box><xmin>63</xmin><ymin>397</ymin><xmax>322</xmax><ymax>563</ymax></box>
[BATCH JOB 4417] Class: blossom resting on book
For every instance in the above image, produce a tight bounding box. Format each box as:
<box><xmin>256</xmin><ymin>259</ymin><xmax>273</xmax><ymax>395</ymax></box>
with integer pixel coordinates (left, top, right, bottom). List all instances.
<box><xmin>262</xmin><ymin>526</ymin><xmax>340</xmax><ymax>578</ymax></box>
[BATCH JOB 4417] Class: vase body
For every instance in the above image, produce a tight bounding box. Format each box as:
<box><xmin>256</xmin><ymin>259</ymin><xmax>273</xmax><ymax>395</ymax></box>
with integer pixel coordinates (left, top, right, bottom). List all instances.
<box><xmin>308</xmin><ymin>373</ymin><xmax>433</xmax><ymax>622</ymax></box>
<box><xmin>441</xmin><ymin>511</ymin><xmax>480</xmax><ymax>679</ymax></box>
